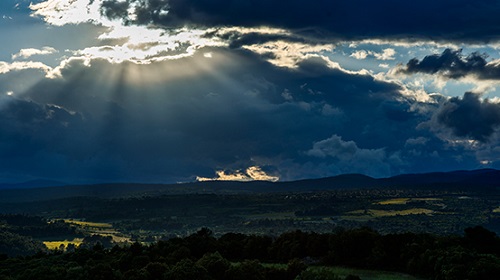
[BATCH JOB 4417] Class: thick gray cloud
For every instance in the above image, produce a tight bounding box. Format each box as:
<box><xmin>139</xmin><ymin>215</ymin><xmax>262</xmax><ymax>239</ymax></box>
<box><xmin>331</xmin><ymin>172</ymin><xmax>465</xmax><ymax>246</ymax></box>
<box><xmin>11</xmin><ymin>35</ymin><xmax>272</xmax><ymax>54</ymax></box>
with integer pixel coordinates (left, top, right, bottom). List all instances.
<box><xmin>397</xmin><ymin>49</ymin><xmax>500</xmax><ymax>80</ymax></box>
<box><xmin>100</xmin><ymin>0</ymin><xmax>500</xmax><ymax>43</ymax></box>
<box><xmin>0</xmin><ymin>97</ymin><xmax>93</xmax><ymax>181</ymax></box>
<box><xmin>0</xmin><ymin>46</ymin><xmax>452</xmax><ymax>182</ymax></box>
<box><xmin>306</xmin><ymin>135</ymin><xmax>392</xmax><ymax>177</ymax></box>
<box><xmin>426</xmin><ymin>92</ymin><xmax>500</xmax><ymax>142</ymax></box>
<box><xmin>4</xmin><ymin>0</ymin><xmax>500</xmax><ymax>184</ymax></box>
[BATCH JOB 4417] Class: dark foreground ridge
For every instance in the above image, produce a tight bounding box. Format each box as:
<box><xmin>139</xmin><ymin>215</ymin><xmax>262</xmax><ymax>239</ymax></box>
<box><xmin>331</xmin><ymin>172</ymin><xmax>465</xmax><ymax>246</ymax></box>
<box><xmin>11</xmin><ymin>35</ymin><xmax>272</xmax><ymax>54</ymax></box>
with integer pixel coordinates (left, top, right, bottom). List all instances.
<box><xmin>1</xmin><ymin>169</ymin><xmax>499</xmax><ymax>203</ymax></box>
<box><xmin>1</xmin><ymin>226</ymin><xmax>500</xmax><ymax>280</ymax></box>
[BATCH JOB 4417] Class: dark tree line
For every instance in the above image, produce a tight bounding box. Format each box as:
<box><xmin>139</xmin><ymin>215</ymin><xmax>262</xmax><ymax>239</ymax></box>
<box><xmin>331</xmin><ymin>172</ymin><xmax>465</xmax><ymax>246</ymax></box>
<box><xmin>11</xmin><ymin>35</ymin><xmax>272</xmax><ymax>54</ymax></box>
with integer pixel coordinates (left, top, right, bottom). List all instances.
<box><xmin>0</xmin><ymin>230</ymin><xmax>46</xmax><ymax>258</ymax></box>
<box><xmin>1</xmin><ymin>226</ymin><xmax>500</xmax><ymax>280</ymax></box>
<box><xmin>0</xmin><ymin>214</ymin><xmax>80</xmax><ymax>239</ymax></box>
<box><xmin>0</xmin><ymin>214</ymin><xmax>83</xmax><ymax>258</ymax></box>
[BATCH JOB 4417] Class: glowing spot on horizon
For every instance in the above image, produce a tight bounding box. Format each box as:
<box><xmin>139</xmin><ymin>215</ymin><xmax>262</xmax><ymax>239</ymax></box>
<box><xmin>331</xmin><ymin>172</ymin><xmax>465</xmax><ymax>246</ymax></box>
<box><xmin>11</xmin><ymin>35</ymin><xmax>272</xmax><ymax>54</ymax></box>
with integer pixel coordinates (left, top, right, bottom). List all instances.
<box><xmin>196</xmin><ymin>166</ymin><xmax>279</xmax><ymax>182</ymax></box>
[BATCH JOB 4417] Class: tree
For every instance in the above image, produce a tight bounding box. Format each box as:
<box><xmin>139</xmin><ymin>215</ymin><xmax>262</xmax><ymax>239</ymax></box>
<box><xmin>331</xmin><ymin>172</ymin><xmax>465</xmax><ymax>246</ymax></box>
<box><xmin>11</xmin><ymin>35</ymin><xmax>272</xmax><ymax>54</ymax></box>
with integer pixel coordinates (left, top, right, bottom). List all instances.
<box><xmin>464</xmin><ymin>226</ymin><xmax>499</xmax><ymax>254</ymax></box>
<box><xmin>185</xmin><ymin>228</ymin><xmax>217</xmax><ymax>258</ymax></box>
<box><xmin>144</xmin><ymin>262</ymin><xmax>169</xmax><ymax>280</ymax></box>
<box><xmin>225</xmin><ymin>260</ymin><xmax>265</xmax><ymax>280</ymax></box>
<box><xmin>196</xmin><ymin>252</ymin><xmax>231</xmax><ymax>279</ymax></box>
<box><xmin>165</xmin><ymin>259</ymin><xmax>210</xmax><ymax>280</ymax></box>
<box><xmin>298</xmin><ymin>268</ymin><xmax>342</xmax><ymax>280</ymax></box>
<box><xmin>286</xmin><ymin>258</ymin><xmax>308</xmax><ymax>280</ymax></box>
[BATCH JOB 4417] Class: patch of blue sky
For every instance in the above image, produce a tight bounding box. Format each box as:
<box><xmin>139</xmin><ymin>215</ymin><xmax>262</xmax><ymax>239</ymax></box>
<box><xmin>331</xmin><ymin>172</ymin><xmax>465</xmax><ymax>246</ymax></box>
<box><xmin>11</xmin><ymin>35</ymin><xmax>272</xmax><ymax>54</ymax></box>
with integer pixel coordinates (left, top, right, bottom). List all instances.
<box><xmin>328</xmin><ymin>41</ymin><xmax>500</xmax><ymax>99</ymax></box>
<box><xmin>326</xmin><ymin>45</ymin><xmax>395</xmax><ymax>73</ymax></box>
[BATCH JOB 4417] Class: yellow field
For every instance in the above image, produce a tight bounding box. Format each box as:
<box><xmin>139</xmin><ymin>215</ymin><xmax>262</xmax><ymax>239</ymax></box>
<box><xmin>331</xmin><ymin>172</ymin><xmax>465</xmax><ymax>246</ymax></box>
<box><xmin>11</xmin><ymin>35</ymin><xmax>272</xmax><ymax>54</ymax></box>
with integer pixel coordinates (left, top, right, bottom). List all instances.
<box><xmin>376</xmin><ymin>198</ymin><xmax>410</xmax><ymax>205</ymax></box>
<box><xmin>107</xmin><ymin>234</ymin><xmax>130</xmax><ymax>243</ymax></box>
<box><xmin>493</xmin><ymin>207</ymin><xmax>500</xmax><ymax>213</ymax></box>
<box><xmin>376</xmin><ymin>197</ymin><xmax>442</xmax><ymax>205</ymax></box>
<box><xmin>64</xmin><ymin>219</ymin><xmax>112</xmax><ymax>228</ymax></box>
<box><xmin>369</xmin><ymin>208</ymin><xmax>434</xmax><ymax>216</ymax></box>
<box><xmin>43</xmin><ymin>239</ymin><xmax>83</xmax><ymax>250</ymax></box>
<box><xmin>343</xmin><ymin>208</ymin><xmax>435</xmax><ymax>221</ymax></box>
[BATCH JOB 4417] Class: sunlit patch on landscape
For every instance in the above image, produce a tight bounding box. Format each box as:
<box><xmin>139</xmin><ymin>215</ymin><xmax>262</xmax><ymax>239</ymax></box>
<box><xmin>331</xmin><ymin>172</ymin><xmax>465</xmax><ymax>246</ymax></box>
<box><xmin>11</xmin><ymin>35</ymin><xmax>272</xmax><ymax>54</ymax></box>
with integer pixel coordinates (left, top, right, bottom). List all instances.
<box><xmin>344</xmin><ymin>208</ymin><xmax>436</xmax><ymax>221</ymax></box>
<box><xmin>376</xmin><ymin>197</ymin><xmax>443</xmax><ymax>205</ymax></box>
<box><xmin>61</xmin><ymin>219</ymin><xmax>130</xmax><ymax>244</ymax></box>
<box><xmin>63</xmin><ymin>219</ymin><xmax>112</xmax><ymax>229</ymax></box>
<box><xmin>376</xmin><ymin>198</ymin><xmax>410</xmax><ymax>205</ymax></box>
<box><xmin>43</xmin><ymin>238</ymin><xmax>83</xmax><ymax>250</ymax></box>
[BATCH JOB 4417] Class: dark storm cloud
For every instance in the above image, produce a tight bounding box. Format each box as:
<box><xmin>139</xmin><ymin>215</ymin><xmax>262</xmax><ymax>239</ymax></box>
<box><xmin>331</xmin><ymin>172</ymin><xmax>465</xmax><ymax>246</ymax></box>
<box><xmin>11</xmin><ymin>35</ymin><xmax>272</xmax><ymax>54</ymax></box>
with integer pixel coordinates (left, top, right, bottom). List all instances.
<box><xmin>101</xmin><ymin>0</ymin><xmax>130</xmax><ymax>20</ymax></box>
<box><xmin>5</xmin><ymin>41</ymin><xmax>495</xmax><ymax>182</ymax></box>
<box><xmin>306</xmin><ymin>134</ymin><xmax>393</xmax><ymax>176</ymax></box>
<box><xmin>0</xmin><ymin>97</ymin><xmax>92</xmax><ymax>180</ymax></box>
<box><xmin>4</xmin><ymin>47</ymin><xmax>440</xmax><ymax>181</ymax></box>
<box><xmin>100</xmin><ymin>0</ymin><xmax>500</xmax><ymax>43</ymax></box>
<box><xmin>397</xmin><ymin>49</ymin><xmax>500</xmax><ymax>80</ymax></box>
<box><xmin>426</xmin><ymin>92</ymin><xmax>500</xmax><ymax>142</ymax></box>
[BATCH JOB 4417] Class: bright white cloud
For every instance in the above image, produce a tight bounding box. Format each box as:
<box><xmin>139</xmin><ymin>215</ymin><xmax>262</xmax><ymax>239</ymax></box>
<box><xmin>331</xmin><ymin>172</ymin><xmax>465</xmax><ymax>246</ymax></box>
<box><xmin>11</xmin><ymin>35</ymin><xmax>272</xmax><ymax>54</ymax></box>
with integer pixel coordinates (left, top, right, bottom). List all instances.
<box><xmin>30</xmin><ymin>0</ymin><xmax>104</xmax><ymax>26</ymax></box>
<box><xmin>350</xmin><ymin>48</ymin><xmax>395</xmax><ymax>60</ymax></box>
<box><xmin>77</xmin><ymin>27</ymin><xmax>225</xmax><ymax>64</ymax></box>
<box><xmin>243</xmin><ymin>41</ymin><xmax>334</xmax><ymax>68</ymax></box>
<box><xmin>350</xmin><ymin>50</ymin><xmax>369</xmax><ymax>60</ymax></box>
<box><xmin>352</xmin><ymin>38</ymin><xmax>460</xmax><ymax>49</ymax></box>
<box><xmin>30</xmin><ymin>1</ymin><xmax>228</xmax><ymax>64</ymax></box>
<box><xmin>12</xmin><ymin>47</ymin><xmax>58</xmax><ymax>60</ymax></box>
<box><xmin>374</xmin><ymin>48</ymin><xmax>396</xmax><ymax>60</ymax></box>
<box><xmin>29</xmin><ymin>1</ymin><xmax>337</xmax><ymax>69</ymax></box>
<box><xmin>0</xmin><ymin>61</ymin><xmax>52</xmax><ymax>74</ymax></box>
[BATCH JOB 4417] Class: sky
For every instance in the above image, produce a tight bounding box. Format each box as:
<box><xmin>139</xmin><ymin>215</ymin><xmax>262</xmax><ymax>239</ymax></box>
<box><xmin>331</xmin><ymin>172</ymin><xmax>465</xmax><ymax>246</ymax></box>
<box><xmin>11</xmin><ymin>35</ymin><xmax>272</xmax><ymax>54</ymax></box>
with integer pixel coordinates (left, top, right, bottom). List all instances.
<box><xmin>2</xmin><ymin>0</ymin><xmax>500</xmax><ymax>184</ymax></box>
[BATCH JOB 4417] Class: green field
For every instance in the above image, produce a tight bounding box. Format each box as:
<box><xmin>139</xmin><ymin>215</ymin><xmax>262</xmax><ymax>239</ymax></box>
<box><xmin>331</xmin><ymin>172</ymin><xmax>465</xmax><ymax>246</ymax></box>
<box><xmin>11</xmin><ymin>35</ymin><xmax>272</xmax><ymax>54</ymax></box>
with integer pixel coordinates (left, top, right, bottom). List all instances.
<box><xmin>307</xmin><ymin>266</ymin><xmax>423</xmax><ymax>280</ymax></box>
<box><xmin>261</xmin><ymin>264</ymin><xmax>423</xmax><ymax>280</ymax></box>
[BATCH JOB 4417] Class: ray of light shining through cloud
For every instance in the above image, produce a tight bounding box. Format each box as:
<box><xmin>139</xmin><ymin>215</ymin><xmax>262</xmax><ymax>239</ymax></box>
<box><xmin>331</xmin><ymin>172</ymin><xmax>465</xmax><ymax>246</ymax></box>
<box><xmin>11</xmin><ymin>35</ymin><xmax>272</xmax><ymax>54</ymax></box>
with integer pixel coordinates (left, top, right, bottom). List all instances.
<box><xmin>1</xmin><ymin>0</ymin><xmax>500</xmax><ymax>184</ymax></box>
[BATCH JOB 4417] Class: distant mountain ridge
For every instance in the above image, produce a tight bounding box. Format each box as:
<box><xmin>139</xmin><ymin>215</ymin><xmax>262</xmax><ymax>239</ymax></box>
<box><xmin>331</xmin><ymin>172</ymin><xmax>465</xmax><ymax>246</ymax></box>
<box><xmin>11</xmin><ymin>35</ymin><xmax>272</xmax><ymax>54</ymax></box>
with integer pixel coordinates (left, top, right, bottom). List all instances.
<box><xmin>378</xmin><ymin>168</ymin><xmax>500</xmax><ymax>188</ymax></box>
<box><xmin>0</xmin><ymin>180</ymin><xmax>66</xmax><ymax>190</ymax></box>
<box><xmin>0</xmin><ymin>169</ymin><xmax>499</xmax><ymax>203</ymax></box>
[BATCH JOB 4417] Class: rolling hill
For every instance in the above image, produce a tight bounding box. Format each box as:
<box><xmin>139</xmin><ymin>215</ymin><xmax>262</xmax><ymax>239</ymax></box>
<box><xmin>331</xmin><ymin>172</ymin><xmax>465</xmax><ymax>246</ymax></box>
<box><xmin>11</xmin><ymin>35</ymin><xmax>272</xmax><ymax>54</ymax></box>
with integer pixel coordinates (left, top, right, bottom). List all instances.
<box><xmin>0</xmin><ymin>169</ymin><xmax>499</xmax><ymax>203</ymax></box>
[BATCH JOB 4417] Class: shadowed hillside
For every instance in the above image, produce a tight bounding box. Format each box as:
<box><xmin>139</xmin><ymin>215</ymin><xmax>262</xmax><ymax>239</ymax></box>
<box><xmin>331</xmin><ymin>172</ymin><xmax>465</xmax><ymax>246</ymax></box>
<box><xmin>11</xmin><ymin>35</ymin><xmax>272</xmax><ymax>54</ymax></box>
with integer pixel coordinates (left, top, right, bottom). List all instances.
<box><xmin>0</xmin><ymin>169</ymin><xmax>499</xmax><ymax>203</ymax></box>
